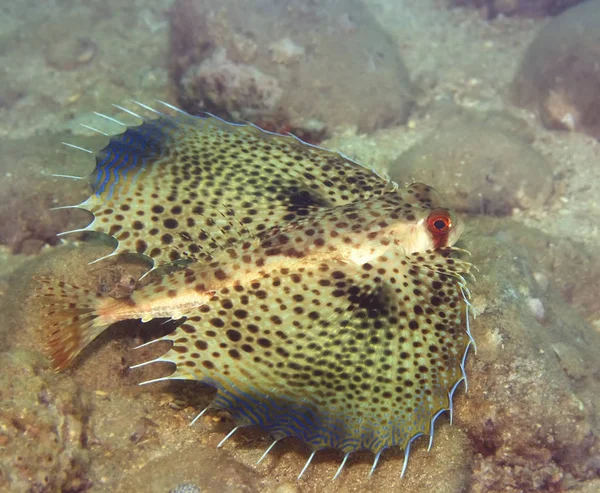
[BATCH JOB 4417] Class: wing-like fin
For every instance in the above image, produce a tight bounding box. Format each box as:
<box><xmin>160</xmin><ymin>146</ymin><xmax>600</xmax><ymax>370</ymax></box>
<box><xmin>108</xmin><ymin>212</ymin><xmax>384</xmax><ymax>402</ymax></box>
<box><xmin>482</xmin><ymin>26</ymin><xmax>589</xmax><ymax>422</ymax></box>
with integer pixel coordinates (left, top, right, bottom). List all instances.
<box><xmin>56</xmin><ymin>103</ymin><xmax>393</xmax><ymax>272</ymax></box>
<box><xmin>134</xmin><ymin>246</ymin><xmax>473</xmax><ymax>462</ymax></box>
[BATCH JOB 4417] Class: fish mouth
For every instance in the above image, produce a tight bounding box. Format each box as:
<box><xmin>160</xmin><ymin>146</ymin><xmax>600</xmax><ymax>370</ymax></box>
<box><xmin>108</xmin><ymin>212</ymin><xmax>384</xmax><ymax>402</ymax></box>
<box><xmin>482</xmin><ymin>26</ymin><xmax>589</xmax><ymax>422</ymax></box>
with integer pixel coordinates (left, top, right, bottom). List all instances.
<box><xmin>448</xmin><ymin>211</ymin><xmax>465</xmax><ymax>247</ymax></box>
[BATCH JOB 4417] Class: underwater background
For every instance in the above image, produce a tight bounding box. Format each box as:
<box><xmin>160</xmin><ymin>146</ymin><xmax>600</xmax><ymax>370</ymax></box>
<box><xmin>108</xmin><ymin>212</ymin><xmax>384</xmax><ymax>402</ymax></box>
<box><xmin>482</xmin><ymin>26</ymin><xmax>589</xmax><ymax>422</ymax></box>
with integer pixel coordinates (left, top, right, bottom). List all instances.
<box><xmin>1</xmin><ymin>0</ymin><xmax>600</xmax><ymax>492</ymax></box>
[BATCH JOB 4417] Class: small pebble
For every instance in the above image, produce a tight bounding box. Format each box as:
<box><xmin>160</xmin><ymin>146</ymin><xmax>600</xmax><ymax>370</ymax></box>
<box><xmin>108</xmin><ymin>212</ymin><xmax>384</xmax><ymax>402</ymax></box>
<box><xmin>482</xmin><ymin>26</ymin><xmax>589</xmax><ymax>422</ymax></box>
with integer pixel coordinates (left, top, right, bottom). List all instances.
<box><xmin>533</xmin><ymin>271</ymin><xmax>549</xmax><ymax>292</ymax></box>
<box><xmin>170</xmin><ymin>484</ymin><xmax>201</xmax><ymax>493</ymax></box>
<box><xmin>274</xmin><ymin>482</ymin><xmax>300</xmax><ymax>493</ymax></box>
<box><xmin>527</xmin><ymin>298</ymin><xmax>545</xmax><ymax>322</ymax></box>
<box><xmin>45</xmin><ymin>37</ymin><xmax>97</xmax><ymax>71</ymax></box>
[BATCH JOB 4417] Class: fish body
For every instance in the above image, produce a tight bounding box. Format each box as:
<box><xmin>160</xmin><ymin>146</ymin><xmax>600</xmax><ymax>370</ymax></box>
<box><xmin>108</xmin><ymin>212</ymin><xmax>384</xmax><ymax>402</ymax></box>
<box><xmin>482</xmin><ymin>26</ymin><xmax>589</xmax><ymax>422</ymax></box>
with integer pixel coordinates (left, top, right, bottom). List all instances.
<box><xmin>37</xmin><ymin>103</ymin><xmax>475</xmax><ymax>478</ymax></box>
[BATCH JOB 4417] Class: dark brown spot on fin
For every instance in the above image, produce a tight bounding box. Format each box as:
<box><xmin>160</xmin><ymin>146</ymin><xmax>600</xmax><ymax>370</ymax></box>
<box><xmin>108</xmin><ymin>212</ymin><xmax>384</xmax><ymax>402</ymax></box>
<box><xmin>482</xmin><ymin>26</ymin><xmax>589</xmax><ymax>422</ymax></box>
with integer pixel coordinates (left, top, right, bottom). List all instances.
<box><xmin>72</xmin><ymin>111</ymin><xmax>392</xmax><ymax>272</ymax></box>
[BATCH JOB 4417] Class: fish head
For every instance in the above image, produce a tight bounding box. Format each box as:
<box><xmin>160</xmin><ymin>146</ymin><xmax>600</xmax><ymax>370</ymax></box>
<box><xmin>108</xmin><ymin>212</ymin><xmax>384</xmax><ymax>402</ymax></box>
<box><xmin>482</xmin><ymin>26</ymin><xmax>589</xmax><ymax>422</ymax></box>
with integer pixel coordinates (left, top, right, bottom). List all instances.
<box><xmin>389</xmin><ymin>182</ymin><xmax>463</xmax><ymax>254</ymax></box>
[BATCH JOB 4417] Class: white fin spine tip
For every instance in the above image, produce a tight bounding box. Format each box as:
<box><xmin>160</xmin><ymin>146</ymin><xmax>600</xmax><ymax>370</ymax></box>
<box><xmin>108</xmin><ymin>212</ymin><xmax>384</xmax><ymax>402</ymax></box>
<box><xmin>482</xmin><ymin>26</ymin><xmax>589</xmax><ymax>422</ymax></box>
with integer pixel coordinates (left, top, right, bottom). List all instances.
<box><xmin>201</xmin><ymin>111</ymin><xmax>221</xmax><ymax>121</ymax></box>
<box><xmin>133</xmin><ymin>337</ymin><xmax>169</xmax><ymax>350</ymax></box>
<box><xmin>189</xmin><ymin>407</ymin><xmax>209</xmax><ymax>427</ymax></box>
<box><xmin>130</xmin><ymin>99</ymin><xmax>164</xmax><ymax>116</ymax></box>
<box><xmin>460</xmin><ymin>284</ymin><xmax>473</xmax><ymax>303</ymax></box>
<box><xmin>297</xmin><ymin>450</ymin><xmax>317</xmax><ymax>480</ymax></box>
<box><xmin>449</xmin><ymin>246</ymin><xmax>472</xmax><ymax>257</ymax></box>
<box><xmin>332</xmin><ymin>452</ymin><xmax>350</xmax><ymax>480</ymax></box>
<box><xmin>80</xmin><ymin>123</ymin><xmax>109</xmax><ymax>136</ymax></box>
<box><xmin>448</xmin><ymin>376</ymin><xmax>466</xmax><ymax>425</ymax></box>
<box><xmin>138</xmin><ymin>375</ymin><xmax>174</xmax><ymax>386</ymax></box>
<box><xmin>50</xmin><ymin>204</ymin><xmax>83</xmax><ymax>211</ymax></box>
<box><xmin>468</xmin><ymin>333</ymin><xmax>478</xmax><ymax>355</ymax></box>
<box><xmin>155</xmin><ymin>99</ymin><xmax>189</xmax><ymax>115</ymax></box>
<box><xmin>56</xmin><ymin>224</ymin><xmax>93</xmax><ymax>237</ymax></box>
<box><xmin>369</xmin><ymin>451</ymin><xmax>382</xmax><ymax>477</ymax></box>
<box><xmin>112</xmin><ymin>104</ymin><xmax>143</xmax><ymax>120</ymax></box>
<box><xmin>400</xmin><ymin>433</ymin><xmax>422</xmax><ymax>479</ymax></box>
<box><xmin>400</xmin><ymin>444</ymin><xmax>411</xmax><ymax>478</ymax></box>
<box><xmin>428</xmin><ymin>409</ymin><xmax>445</xmax><ymax>452</ymax></box>
<box><xmin>61</xmin><ymin>142</ymin><xmax>93</xmax><ymax>153</ymax></box>
<box><xmin>217</xmin><ymin>426</ymin><xmax>240</xmax><ymax>448</ymax></box>
<box><xmin>87</xmin><ymin>251</ymin><xmax>119</xmax><ymax>266</ymax></box>
<box><xmin>460</xmin><ymin>342</ymin><xmax>472</xmax><ymax>394</ymax></box>
<box><xmin>93</xmin><ymin>112</ymin><xmax>127</xmax><ymax>126</ymax></box>
<box><xmin>138</xmin><ymin>264</ymin><xmax>158</xmax><ymax>281</ymax></box>
<box><xmin>51</xmin><ymin>173</ymin><xmax>86</xmax><ymax>180</ymax></box>
<box><xmin>130</xmin><ymin>357</ymin><xmax>168</xmax><ymax>370</ymax></box>
<box><xmin>256</xmin><ymin>439</ymin><xmax>279</xmax><ymax>465</ymax></box>
<box><xmin>465</xmin><ymin>308</ymin><xmax>478</xmax><ymax>354</ymax></box>
<box><xmin>247</xmin><ymin>119</ymin><xmax>281</xmax><ymax>135</ymax></box>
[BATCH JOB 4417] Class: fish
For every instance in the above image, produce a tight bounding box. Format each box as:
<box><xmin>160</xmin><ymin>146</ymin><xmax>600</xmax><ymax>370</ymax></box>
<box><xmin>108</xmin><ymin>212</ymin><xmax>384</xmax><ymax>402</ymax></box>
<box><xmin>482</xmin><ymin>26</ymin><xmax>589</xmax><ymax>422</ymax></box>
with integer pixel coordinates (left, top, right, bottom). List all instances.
<box><xmin>35</xmin><ymin>101</ymin><xmax>476</xmax><ymax>479</ymax></box>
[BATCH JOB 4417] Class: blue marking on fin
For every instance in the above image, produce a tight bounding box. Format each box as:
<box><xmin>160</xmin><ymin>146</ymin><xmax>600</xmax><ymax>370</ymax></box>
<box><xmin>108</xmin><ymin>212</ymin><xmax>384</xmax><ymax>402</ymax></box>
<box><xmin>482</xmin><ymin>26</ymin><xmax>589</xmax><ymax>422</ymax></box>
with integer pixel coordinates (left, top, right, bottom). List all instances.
<box><xmin>95</xmin><ymin>148</ymin><xmax>121</xmax><ymax>197</ymax></box>
<box><xmin>90</xmin><ymin>116</ymin><xmax>178</xmax><ymax>198</ymax></box>
<box><xmin>204</xmin><ymin>377</ymin><xmax>352</xmax><ymax>450</ymax></box>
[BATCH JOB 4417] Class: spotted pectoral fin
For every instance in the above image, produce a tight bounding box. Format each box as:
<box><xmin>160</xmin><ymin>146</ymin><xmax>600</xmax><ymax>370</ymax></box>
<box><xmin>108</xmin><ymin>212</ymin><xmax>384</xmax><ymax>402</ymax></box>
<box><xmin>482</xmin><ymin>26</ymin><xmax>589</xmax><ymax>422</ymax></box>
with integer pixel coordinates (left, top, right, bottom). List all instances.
<box><xmin>137</xmin><ymin>247</ymin><xmax>474</xmax><ymax>471</ymax></box>
<box><xmin>57</xmin><ymin>103</ymin><xmax>393</xmax><ymax>272</ymax></box>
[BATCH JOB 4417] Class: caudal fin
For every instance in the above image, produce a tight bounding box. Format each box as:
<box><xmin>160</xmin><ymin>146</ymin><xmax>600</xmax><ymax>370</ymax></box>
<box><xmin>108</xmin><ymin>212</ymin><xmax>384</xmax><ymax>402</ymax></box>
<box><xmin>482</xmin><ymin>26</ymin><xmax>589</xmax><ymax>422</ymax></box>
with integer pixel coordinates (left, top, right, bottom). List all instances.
<box><xmin>34</xmin><ymin>277</ymin><xmax>111</xmax><ymax>370</ymax></box>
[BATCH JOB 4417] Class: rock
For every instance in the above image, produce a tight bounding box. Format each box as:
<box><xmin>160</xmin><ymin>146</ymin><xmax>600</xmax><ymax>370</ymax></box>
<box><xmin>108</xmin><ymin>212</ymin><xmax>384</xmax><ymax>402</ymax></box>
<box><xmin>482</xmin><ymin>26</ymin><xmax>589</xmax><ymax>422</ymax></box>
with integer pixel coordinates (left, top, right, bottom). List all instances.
<box><xmin>457</xmin><ymin>217</ymin><xmax>600</xmax><ymax>492</ymax></box>
<box><xmin>0</xmin><ymin>70</ymin><xmax>23</xmax><ymax>111</ymax></box>
<box><xmin>116</xmin><ymin>444</ymin><xmax>262</xmax><ymax>493</ymax></box>
<box><xmin>168</xmin><ymin>0</ymin><xmax>415</xmax><ymax>137</ymax></box>
<box><xmin>449</xmin><ymin>0</ymin><xmax>585</xmax><ymax>18</ymax></box>
<box><xmin>170</xmin><ymin>484</ymin><xmax>202</xmax><ymax>493</ymax></box>
<box><xmin>0</xmin><ymin>133</ymin><xmax>103</xmax><ymax>253</ymax></box>
<box><xmin>389</xmin><ymin>109</ymin><xmax>555</xmax><ymax>215</ymax></box>
<box><xmin>510</xmin><ymin>0</ymin><xmax>600</xmax><ymax>140</ymax></box>
<box><xmin>45</xmin><ymin>37</ymin><xmax>97</xmax><ymax>71</ymax></box>
<box><xmin>0</xmin><ymin>351</ymin><xmax>92</xmax><ymax>492</ymax></box>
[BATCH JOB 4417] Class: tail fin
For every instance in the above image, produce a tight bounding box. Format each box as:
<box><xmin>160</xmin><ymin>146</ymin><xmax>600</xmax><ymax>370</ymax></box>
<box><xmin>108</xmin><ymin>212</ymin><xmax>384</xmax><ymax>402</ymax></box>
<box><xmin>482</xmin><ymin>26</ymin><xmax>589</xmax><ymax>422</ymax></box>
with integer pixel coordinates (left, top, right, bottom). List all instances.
<box><xmin>34</xmin><ymin>277</ymin><xmax>111</xmax><ymax>370</ymax></box>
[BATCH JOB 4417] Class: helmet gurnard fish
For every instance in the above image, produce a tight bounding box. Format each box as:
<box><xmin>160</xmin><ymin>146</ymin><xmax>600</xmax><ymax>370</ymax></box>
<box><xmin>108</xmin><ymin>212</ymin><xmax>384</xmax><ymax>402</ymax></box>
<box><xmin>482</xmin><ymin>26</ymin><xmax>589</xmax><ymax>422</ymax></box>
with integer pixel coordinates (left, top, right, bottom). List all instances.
<box><xmin>36</xmin><ymin>101</ymin><xmax>475</xmax><ymax>480</ymax></box>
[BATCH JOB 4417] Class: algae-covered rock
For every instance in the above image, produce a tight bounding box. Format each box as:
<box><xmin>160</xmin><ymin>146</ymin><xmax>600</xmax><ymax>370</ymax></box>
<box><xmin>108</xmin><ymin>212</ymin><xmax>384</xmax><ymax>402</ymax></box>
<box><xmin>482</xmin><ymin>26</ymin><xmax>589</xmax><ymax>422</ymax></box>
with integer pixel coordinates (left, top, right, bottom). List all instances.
<box><xmin>116</xmin><ymin>445</ymin><xmax>262</xmax><ymax>493</ymax></box>
<box><xmin>169</xmin><ymin>0</ymin><xmax>415</xmax><ymax>136</ymax></box>
<box><xmin>0</xmin><ymin>351</ymin><xmax>92</xmax><ymax>492</ymax></box>
<box><xmin>457</xmin><ymin>217</ymin><xmax>600</xmax><ymax>492</ymax></box>
<box><xmin>0</xmin><ymin>133</ymin><xmax>102</xmax><ymax>254</ymax></box>
<box><xmin>511</xmin><ymin>0</ymin><xmax>600</xmax><ymax>140</ymax></box>
<box><xmin>389</xmin><ymin>109</ymin><xmax>555</xmax><ymax>215</ymax></box>
<box><xmin>449</xmin><ymin>0</ymin><xmax>585</xmax><ymax>18</ymax></box>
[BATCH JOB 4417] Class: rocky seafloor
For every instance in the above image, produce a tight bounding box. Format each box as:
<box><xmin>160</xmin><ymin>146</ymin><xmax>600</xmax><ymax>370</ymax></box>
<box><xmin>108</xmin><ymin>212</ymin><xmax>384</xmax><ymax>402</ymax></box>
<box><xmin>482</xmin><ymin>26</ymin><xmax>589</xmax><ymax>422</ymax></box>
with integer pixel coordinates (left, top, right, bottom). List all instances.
<box><xmin>1</xmin><ymin>0</ymin><xmax>600</xmax><ymax>492</ymax></box>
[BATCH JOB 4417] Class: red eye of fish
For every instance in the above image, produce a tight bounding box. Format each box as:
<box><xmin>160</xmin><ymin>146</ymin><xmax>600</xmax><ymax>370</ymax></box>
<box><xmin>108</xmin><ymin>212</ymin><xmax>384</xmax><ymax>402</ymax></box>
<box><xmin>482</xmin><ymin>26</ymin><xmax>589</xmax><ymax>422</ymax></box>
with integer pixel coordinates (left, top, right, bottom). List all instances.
<box><xmin>426</xmin><ymin>209</ymin><xmax>452</xmax><ymax>236</ymax></box>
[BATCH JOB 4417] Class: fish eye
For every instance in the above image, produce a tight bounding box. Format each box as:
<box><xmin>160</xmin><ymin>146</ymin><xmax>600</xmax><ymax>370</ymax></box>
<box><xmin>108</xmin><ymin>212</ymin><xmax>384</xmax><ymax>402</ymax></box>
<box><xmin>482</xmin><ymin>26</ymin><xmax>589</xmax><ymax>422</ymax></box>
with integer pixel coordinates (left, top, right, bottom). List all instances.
<box><xmin>426</xmin><ymin>209</ymin><xmax>452</xmax><ymax>235</ymax></box>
